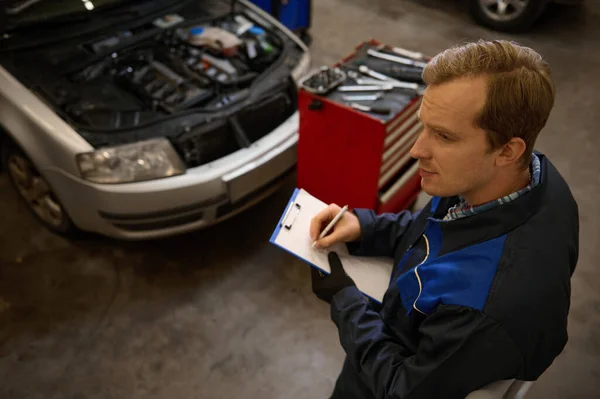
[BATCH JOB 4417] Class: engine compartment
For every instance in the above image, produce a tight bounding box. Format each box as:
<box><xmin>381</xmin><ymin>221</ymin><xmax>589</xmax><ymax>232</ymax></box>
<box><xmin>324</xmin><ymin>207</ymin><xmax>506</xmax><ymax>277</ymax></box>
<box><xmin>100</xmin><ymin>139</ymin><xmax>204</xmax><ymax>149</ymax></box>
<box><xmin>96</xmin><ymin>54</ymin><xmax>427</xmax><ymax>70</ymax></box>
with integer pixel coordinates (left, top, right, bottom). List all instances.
<box><xmin>42</xmin><ymin>13</ymin><xmax>289</xmax><ymax>131</ymax></box>
<box><xmin>1</xmin><ymin>5</ymin><xmax>304</xmax><ymax>168</ymax></box>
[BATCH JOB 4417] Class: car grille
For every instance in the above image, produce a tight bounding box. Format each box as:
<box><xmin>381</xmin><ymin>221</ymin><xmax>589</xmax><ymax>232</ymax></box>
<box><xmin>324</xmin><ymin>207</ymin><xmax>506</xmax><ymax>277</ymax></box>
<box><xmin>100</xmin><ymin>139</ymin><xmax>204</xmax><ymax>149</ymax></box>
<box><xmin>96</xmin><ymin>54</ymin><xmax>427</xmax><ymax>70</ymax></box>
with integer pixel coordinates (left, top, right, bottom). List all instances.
<box><xmin>173</xmin><ymin>83</ymin><xmax>296</xmax><ymax>169</ymax></box>
<box><xmin>174</xmin><ymin>120</ymin><xmax>241</xmax><ymax>168</ymax></box>
<box><xmin>238</xmin><ymin>92</ymin><xmax>294</xmax><ymax>143</ymax></box>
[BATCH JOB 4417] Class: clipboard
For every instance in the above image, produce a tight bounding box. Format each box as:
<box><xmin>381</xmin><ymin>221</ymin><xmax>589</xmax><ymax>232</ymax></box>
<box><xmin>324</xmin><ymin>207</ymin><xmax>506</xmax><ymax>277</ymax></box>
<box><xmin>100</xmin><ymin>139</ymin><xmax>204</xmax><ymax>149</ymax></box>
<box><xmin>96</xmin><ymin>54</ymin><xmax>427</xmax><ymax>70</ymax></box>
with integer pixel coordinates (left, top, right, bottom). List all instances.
<box><xmin>270</xmin><ymin>188</ymin><xmax>393</xmax><ymax>303</ymax></box>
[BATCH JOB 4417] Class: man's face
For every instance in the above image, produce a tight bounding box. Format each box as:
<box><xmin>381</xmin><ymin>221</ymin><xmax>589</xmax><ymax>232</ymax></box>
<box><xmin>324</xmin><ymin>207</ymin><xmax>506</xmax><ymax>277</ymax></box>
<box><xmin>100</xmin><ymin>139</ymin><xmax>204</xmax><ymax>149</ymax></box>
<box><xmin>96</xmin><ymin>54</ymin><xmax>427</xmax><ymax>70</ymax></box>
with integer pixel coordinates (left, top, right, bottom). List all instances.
<box><xmin>410</xmin><ymin>76</ymin><xmax>498</xmax><ymax>201</ymax></box>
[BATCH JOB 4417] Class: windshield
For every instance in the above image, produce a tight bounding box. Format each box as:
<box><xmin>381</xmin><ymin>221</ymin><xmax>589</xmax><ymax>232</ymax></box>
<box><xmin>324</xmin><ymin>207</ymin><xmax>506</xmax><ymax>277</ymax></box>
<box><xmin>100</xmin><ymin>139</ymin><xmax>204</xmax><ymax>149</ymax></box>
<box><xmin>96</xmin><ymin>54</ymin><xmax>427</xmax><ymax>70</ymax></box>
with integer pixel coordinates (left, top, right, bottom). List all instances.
<box><xmin>2</xmin><ymin>0</ymin><xmax>154</xmax><ymax>30</ymax></box>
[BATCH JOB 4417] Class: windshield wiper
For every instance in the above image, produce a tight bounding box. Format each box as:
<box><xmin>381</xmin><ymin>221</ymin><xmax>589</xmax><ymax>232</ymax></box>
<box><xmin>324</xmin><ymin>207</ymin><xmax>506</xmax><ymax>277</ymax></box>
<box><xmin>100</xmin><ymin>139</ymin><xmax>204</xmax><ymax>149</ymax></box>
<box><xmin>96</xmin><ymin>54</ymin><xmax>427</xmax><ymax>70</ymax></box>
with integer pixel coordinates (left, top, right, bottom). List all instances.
<box><xmin>4</xmin><ymin>0</ymin><xmax>43</xmax><ymax>15</ymax></box>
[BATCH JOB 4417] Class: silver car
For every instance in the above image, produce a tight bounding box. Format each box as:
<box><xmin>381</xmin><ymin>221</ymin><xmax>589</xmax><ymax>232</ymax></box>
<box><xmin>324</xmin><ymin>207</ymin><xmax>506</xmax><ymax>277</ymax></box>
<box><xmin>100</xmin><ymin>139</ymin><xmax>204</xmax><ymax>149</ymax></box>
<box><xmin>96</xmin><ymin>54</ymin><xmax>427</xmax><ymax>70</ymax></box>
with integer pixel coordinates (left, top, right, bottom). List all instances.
<box><xmin>0</xmin><ymin>0</ymin><xmax>310</xmax><ymax>239</ymax></box>
<box><xmin>469</xmin><ymin>0</ymin><xmax>584</xmax><ymax>32</ymax></box>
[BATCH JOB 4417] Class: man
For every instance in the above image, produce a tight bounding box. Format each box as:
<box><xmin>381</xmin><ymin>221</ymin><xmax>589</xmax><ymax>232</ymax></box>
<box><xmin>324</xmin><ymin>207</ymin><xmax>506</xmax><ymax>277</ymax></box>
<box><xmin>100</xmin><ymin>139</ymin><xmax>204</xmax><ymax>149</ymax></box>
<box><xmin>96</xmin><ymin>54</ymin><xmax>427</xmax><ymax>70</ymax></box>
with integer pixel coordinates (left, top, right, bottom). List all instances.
<box><xmin>309</xmin><ymin>40</ymin><xmax>579</xmax><ymax>399</ymax></box>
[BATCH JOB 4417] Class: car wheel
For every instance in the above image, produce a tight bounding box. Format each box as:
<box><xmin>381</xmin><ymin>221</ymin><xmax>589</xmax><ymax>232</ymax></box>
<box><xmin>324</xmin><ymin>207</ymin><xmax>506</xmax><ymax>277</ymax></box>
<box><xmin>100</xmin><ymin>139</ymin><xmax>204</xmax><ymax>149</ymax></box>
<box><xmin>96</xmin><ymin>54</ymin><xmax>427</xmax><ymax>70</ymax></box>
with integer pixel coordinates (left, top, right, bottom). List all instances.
<box><xmin>2</xmin><ymin>142</ymin><xmax>78</xmax><ymax>236</ymax></box>
<box><xmin>469</xmin><ymin>0</ymin><xmax>549</xmax><ymax>32</ymax></box>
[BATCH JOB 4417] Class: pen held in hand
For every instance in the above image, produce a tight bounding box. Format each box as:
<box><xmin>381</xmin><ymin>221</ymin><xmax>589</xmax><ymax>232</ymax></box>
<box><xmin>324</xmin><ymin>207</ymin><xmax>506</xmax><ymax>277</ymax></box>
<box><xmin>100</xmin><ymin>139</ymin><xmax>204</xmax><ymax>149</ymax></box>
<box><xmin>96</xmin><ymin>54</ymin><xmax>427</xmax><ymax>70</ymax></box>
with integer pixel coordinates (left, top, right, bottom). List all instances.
<box><xmin>312</xmin><ymin>205</ymin><xmax>349</xmax><ymax>248</ymax></box>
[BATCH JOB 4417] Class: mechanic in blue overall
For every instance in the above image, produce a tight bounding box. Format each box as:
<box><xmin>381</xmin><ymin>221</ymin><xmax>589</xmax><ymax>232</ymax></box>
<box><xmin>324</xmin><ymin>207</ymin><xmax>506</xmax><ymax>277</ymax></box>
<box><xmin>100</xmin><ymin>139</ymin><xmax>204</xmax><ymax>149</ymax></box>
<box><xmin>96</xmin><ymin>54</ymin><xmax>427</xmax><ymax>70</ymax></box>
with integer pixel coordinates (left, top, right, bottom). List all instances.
<box><xmin>309</xmin><ymin>40</ymin><xmax>579</xmax><ymax>399</ymax></box>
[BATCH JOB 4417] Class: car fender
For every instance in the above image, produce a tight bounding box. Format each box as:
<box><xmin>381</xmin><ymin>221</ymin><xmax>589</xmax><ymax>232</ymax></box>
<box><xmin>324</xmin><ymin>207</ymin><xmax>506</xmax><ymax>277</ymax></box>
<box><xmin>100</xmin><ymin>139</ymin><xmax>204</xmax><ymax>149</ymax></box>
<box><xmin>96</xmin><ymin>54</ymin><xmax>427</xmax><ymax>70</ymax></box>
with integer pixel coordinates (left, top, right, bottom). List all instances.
<box><xmin>0</xmin><ymin>2</ymin><xmax>310</xmax><ymax>176</ymax></box>
<box><xmin>238</xmin><ymin>0</ymin><xmax>311</xmax><ymax>81</ymax></box>
<box><xmin>0</xmin><ymin>65</ymin><xmax>93</xmax><ymax>176</ymax></box>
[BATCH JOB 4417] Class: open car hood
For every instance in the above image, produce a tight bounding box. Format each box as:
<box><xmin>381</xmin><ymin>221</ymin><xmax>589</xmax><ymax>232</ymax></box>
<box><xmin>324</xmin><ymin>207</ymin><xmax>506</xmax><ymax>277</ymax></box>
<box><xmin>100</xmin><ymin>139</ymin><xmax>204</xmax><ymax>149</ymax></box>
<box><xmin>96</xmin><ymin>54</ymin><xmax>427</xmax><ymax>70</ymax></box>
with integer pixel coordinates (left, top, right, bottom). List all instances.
<box><xmin>0</xmin><ymin>1</ymin><xmax>306</xmax><ymax>167</ymax></box>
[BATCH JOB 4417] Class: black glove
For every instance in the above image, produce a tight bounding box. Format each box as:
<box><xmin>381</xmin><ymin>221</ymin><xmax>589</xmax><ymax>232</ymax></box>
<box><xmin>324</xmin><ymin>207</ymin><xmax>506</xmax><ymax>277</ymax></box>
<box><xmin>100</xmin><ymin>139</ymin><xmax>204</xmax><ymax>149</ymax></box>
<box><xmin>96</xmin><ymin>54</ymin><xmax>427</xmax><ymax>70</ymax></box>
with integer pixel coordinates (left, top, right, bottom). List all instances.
<box><xmin>311</xmin><ymin>252</ymin><xmax>356</xmax><ymax>304</ymax></box>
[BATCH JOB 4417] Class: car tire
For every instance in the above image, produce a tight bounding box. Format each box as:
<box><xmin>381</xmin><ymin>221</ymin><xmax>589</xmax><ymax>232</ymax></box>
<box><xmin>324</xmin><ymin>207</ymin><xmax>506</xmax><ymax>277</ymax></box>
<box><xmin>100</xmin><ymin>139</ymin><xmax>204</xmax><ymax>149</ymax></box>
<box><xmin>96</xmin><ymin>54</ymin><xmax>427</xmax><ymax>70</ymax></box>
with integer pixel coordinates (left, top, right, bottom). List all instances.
<box><xmin>469</xmin><ymin>0</ymin><xmax>549</xmax><ymax>32</ymax></box>
<box><xmin>1</xmin><ymin>140</ymin><xmax>79</xmax><ymax>237</ymax></box>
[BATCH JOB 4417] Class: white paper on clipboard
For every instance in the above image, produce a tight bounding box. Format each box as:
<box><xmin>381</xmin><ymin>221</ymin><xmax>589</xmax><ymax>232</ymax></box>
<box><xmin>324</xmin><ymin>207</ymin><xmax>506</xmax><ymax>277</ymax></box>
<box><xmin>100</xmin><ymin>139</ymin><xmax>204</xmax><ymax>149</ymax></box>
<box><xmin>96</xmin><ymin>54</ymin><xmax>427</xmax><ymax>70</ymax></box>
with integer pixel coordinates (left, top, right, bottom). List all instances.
<box><xmin>270</xmin><ymin>188</ymin><xmax>393</xmax><ymax>303</ymax></box>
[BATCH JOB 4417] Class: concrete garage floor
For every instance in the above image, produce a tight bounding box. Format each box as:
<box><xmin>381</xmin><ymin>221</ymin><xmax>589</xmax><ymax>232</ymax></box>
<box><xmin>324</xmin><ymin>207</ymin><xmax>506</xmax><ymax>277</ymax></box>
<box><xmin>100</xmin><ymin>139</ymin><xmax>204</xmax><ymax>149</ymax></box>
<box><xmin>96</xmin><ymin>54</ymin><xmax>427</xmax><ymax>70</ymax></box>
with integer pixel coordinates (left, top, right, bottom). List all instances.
<box><xmin>1</xmin><ymin>1</ymin><xmax>599</xmax><ymax>398</ymax></box>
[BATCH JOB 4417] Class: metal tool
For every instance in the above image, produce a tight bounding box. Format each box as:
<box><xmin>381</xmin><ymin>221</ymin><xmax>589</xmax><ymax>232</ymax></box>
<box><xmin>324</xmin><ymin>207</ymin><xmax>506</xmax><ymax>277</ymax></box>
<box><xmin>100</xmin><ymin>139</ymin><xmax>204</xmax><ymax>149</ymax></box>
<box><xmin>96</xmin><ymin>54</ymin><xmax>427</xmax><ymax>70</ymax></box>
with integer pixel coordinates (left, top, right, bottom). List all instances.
<box><xmin>354</xmin><ymin>78</ymin><xmax>418</xmax><ymax>91</ymax></box>
<box><xmin>354</xmin><ymin>77</ymin><xmax>389</xmax><ymax>85</ymax></box>
<box><xmin>387</xmin><ymin>46</ymin><xmax>425</xmax><ymax>61</ymax></box>
<box><xmin>364</xmin><ymin>79</ymin><xmax>419</xmax><ymax>91</ymax></box>
<box><xmin>357</xmin><ymin>66</ymin><xmax>420</xmax><ymax>91</ymax></box>
<box><xmin>367</xmin><ymin>49</ymin><xmax>427</xmax><ymax>69</ymax></box>
<box><xmin>338</xmin><ymin>85</ymin><xmax>393</xmax><ymax>92</ymax></box>
<box><xmin>347</xmin><ymin>70</ymin><xmax>360</xmax><ymax>80</ymax></box>
<box><xmin>350</xmin><ymin>103</ymin><xmax>391</xmax><ymax>115</ymax></box>
<box><xmin>347</xmin><ymin>70</ymin><xmax>376</xmax><ymax>85</ymax></box>
<box><xmin>384</xmin><ymin>65</ymin><xmax>425</xmax><ymax>83</ymax></box>
<box><xmin>341</xmin><ymin>92</ymin><xmax>384</xmax><ymax>102</ymax></box>
<box><xmin>358</xmin><ymin>65</ymin><xmax>395</xmax><ymax>81</ymax></box>
<box><xmin>299</xmin><ymin>66</ymin><xmax>347</xmax><ymax>95</ymax></box>
<box><xmin>375</xmin><ymin>44</ymin><xmax>425</xmax><ymax>61</ymax></box>
<box><xmin>281</xmin><ymin>202</ymin><xmax>301</xmax><ymax>230</ymax></box>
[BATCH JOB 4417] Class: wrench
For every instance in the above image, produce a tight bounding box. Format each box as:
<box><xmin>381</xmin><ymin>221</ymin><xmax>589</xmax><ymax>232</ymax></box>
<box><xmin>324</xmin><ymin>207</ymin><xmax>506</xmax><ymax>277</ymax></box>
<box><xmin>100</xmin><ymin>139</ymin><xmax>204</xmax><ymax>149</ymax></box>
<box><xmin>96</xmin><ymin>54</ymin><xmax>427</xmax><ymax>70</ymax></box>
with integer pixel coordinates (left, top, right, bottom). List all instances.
<box><xmin>357</xmin><ymin>66</ymin><xmax>420</xmax><ymax>91</ymax></box>
<box><xmin>354</xmin><ymin>78</ymin><xmax>387</xmax><ymax>85</ymax></box>
<box><xmin>347</xmin><ymin>69</ymin><xmax>385</xmax><ymax>85</ymax></box>
<box><xmin>359</xmin><ymin>65</ymin><xmax>396</xmax><ymax>81</ymax></box>
<box><xmin>338</xmin><ymin>85</ymin><xmax>393</xmax><ymax>92</ymax></box>
<box><xmin>356</xmin><ymin>78</ymin><xmax>419</xmax><ymax>91</ymax></box>
<box><xmin>341</xmin><ymin>92</ymin><xmax>384</xmax><ymax>102</ymax></box>
<box><xmin>392</xmin><ymin>46</ymin><xmax>425</xmax><ymax>61</ymax></box>
<box><xmin>367</xmin><ymin>49</ymin><xmax>427</xmax><ymax>69</ymax></box>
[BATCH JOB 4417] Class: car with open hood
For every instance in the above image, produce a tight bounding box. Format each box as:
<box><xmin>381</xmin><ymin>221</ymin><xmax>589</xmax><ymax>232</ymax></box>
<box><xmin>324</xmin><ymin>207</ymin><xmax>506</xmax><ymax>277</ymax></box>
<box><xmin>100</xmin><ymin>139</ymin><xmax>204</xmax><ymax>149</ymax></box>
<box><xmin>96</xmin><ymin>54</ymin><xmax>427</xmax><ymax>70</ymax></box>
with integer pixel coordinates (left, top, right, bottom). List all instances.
<box><xmin>0</xmin><ymin>0</ymin><xmax>310</xmax><ymax>239</ymax></box>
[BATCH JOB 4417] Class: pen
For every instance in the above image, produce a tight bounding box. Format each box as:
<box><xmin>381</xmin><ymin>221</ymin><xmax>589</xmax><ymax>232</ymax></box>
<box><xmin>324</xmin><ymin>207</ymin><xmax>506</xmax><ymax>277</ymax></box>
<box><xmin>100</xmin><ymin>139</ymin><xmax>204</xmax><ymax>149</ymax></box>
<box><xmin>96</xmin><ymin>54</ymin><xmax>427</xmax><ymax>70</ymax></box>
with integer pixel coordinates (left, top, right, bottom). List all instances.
<box><xmin>312</xmin><ymin>205</ymin><xmax>349</xmax><ymax>248</ymax></box>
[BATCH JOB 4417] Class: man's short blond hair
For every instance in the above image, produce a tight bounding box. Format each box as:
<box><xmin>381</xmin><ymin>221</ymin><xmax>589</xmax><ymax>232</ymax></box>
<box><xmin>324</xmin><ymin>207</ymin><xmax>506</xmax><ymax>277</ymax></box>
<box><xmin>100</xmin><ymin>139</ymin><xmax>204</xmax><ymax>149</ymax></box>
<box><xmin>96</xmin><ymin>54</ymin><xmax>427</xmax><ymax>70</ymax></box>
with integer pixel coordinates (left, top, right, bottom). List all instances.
<box><xmin>422</xmin><ymin>40</ymin><xmax>555</xmax><ymax>167</ymax></box>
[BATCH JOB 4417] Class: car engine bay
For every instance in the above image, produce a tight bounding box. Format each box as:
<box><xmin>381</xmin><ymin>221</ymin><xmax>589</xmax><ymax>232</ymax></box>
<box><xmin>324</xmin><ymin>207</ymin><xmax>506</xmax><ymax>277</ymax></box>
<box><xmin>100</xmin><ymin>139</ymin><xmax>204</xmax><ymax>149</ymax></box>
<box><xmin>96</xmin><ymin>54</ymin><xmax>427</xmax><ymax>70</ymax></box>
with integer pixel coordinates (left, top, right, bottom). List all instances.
<box><xmin>1</xmin><ymin>6</ymin><xmax>304</xmax><ymax>167</ymax></box>
<box><xmin>66</xmin><ymin>13</ymin><xmax>287</xmax><ymax>129</ymax></box>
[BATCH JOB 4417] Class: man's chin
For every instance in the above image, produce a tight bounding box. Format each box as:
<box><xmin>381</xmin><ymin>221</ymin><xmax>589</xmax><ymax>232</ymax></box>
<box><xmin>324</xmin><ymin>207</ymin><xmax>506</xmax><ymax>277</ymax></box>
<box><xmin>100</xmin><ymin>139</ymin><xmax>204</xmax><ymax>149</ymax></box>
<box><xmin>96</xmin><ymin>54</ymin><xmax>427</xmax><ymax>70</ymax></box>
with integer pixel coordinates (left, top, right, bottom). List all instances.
<box><xmin>420</xmin><ymin>179</ymin><xmax>448</xmax><ymax>198</ymax></box>
<box><xmin>421</xmin><ymin>186</ymin><xmax>439</xmax><ymax>197</ymax></box>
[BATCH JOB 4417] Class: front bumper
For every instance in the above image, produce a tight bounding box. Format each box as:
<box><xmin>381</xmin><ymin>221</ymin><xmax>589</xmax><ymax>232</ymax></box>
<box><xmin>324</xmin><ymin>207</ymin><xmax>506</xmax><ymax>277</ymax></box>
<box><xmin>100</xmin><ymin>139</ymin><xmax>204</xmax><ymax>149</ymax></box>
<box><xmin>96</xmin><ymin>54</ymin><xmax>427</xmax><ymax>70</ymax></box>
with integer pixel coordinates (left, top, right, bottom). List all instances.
<box><xmin>42</xmin><ymin>113</ymin><xmax>299</xmax><ymax>239</ymax></box>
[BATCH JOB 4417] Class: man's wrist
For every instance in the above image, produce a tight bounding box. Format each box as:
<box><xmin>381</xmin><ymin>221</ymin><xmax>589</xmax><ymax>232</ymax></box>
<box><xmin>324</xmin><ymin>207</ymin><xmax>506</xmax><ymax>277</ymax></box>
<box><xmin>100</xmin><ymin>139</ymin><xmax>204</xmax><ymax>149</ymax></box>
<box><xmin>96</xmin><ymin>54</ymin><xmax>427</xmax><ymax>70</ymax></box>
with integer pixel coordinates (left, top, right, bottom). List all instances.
<box><xmin>349</xmin><ymin>209</ymin><xmax>362</xmax><ymax>242</ymax></box>
<box><xmin>332</xmin><ymin>285</ymin><xmax>358</xmax><ymax>304</ymax></box>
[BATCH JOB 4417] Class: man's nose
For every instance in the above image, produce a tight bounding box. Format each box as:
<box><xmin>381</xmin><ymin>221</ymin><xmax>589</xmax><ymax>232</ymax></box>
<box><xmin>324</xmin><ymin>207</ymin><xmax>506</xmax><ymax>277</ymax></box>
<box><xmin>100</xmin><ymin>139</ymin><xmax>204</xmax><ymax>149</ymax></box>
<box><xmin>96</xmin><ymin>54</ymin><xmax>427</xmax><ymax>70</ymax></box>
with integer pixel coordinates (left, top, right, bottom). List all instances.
<box><xmin>410</xmin><ymin>129</ymin><xmax>430</xmax><ymax>160</ymax></box>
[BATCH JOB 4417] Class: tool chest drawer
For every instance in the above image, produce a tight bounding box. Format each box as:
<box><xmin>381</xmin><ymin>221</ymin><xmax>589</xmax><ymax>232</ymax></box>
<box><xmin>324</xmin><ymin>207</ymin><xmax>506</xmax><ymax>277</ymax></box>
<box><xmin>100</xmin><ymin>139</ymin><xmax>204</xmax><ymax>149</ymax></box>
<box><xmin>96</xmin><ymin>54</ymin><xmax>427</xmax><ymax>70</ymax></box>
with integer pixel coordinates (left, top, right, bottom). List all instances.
<box><xmin>297</xmin><ymin>40</ymin><xmax>428</xmax><ymax>214</ymax></box>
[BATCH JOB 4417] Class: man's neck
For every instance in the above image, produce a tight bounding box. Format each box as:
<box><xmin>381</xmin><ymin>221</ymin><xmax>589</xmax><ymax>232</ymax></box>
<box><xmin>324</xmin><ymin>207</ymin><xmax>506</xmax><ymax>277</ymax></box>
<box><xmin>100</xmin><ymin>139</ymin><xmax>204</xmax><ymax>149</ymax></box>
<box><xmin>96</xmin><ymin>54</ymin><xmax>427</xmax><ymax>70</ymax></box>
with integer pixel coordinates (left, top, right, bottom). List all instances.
<box><xmin>462</xmin><ymin>168</ymin><xmax>531</xmax><ymax>206</ymax></box>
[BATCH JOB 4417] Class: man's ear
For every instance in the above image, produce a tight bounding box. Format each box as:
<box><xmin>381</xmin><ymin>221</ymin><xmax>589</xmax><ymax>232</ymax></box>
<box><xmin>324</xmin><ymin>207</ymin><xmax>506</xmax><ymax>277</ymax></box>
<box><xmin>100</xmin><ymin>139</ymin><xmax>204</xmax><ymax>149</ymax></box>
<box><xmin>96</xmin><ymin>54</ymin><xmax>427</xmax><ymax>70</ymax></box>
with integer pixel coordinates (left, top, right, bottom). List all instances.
<box><xmin>496</xmin><ymin>137</ymin><xmax>527</xmax><ymax>167</ymax></box>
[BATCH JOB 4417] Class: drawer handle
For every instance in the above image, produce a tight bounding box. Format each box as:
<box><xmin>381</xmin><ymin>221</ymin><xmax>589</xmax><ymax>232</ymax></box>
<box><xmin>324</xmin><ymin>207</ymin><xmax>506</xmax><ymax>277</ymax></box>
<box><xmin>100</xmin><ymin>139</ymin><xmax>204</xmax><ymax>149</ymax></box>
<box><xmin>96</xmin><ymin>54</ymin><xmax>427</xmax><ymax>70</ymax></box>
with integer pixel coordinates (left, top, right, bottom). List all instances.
<box><xmin>308</xmin><ymin>99</ymin><xmax>323</xmax><ymax>111</ymax></box>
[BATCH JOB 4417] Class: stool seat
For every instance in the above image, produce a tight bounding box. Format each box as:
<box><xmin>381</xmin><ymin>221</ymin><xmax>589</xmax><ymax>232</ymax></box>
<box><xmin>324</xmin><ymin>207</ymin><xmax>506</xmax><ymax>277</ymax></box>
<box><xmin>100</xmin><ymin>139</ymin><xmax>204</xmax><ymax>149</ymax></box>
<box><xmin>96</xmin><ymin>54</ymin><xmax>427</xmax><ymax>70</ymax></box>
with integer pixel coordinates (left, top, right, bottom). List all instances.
<box><xmin>466</xmin><ymin>379</ymin><xmax>535</xmax><ymax>399</ymax></box>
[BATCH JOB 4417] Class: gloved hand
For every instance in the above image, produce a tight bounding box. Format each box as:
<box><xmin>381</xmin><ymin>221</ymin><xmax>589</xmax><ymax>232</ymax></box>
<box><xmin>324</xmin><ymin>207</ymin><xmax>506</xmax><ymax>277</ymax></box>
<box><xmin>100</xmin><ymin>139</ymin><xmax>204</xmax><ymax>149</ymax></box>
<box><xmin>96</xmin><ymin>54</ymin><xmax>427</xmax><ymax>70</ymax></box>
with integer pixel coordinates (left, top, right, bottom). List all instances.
<box><xmin>311</xmin><ymin>252</ymin><xmax>356</xmax><ymax>304</ymax></box>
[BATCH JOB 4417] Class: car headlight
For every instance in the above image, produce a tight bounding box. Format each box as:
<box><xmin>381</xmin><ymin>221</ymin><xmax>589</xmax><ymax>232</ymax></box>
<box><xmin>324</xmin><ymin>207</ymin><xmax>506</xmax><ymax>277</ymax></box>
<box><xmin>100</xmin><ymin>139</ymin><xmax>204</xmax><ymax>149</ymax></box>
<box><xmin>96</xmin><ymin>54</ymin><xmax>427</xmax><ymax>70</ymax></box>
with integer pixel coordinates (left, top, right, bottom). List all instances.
<box><xmin>76</xmin><ymin>138</ymin><xmax>186</xmax><ymax>184</ymax></box>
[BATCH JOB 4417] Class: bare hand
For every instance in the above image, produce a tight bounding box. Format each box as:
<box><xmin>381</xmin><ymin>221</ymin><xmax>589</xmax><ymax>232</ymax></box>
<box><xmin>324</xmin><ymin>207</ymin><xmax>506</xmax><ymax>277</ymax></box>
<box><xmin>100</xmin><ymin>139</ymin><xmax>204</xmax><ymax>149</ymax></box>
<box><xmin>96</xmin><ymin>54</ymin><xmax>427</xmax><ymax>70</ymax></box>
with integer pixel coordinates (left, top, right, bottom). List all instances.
<box><xmin>310</xmin><ymin>204</ymin><xmax>361</xmax><ymax>249</ymax></box>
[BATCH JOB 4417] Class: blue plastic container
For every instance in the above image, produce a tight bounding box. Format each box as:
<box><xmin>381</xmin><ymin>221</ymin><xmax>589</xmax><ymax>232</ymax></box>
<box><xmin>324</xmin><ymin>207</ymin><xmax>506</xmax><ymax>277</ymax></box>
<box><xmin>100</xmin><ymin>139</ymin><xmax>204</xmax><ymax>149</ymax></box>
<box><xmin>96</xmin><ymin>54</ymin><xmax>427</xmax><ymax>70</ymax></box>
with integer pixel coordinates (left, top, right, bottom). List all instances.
<box><xmin>249</xmin><ymin>0</ymin><xmax>311</xmax><ymax>32</ymax></box>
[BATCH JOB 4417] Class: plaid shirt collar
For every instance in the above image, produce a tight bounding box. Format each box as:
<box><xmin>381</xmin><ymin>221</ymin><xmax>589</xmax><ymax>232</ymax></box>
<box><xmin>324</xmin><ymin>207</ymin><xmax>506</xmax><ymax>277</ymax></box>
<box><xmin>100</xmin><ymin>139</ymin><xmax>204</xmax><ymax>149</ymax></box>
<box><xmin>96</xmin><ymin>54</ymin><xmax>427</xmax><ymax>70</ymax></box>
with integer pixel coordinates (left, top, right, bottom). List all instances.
<box><xmin>443</xmin><ymin>153</ymin><xmax>541</xmax><ymax>222</ymax></box>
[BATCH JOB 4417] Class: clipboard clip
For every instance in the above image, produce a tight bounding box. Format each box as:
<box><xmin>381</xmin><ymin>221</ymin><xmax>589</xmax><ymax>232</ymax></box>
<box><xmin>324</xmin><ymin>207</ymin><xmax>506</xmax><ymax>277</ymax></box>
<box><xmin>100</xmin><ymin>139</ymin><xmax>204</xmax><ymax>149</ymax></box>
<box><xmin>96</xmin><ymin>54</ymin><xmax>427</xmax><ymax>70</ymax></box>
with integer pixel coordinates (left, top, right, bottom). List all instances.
<box><xmin>281</xmin><ymin>202</ymin><xmax>301</xmax><ymax>230</ymax></box>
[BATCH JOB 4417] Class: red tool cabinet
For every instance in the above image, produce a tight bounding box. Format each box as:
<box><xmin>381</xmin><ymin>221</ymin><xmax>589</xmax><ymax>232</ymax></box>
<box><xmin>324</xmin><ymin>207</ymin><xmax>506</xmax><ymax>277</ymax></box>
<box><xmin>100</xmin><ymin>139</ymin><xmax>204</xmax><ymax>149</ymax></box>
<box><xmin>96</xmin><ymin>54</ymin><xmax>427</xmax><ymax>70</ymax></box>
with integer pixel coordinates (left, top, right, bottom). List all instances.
<box><xmin>297</xmin><ymin>40</ymin><xmax>424</xmax><ymax>213</ymax></box>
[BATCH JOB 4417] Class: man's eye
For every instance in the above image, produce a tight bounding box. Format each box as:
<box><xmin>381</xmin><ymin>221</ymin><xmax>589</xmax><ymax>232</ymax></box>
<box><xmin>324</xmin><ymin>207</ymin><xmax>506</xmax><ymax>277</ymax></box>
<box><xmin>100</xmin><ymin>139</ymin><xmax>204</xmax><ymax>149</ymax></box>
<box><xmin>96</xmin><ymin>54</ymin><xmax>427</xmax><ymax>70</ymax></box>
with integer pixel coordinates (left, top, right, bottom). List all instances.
<box><xmin>436</xmin><ymin>131</ymin><xmax>451</xmax><ymax>141</ymax></box>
